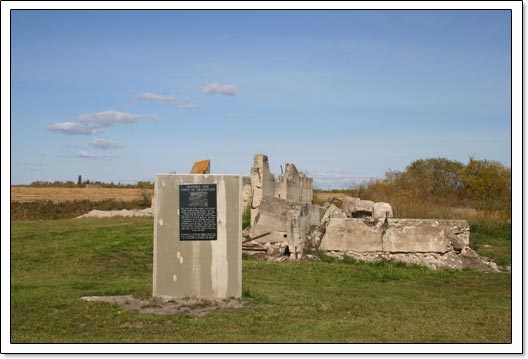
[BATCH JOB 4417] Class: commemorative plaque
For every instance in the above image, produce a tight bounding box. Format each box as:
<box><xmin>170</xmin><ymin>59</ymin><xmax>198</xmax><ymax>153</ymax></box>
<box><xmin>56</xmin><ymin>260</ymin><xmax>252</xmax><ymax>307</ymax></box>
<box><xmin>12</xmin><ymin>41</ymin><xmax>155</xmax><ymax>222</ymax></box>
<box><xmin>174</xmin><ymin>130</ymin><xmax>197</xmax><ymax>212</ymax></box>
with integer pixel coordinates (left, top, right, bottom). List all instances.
<box><xmin>179</xmin><ymin>184</ymin><xmax>217</xmax><ymax>240</ymax></box>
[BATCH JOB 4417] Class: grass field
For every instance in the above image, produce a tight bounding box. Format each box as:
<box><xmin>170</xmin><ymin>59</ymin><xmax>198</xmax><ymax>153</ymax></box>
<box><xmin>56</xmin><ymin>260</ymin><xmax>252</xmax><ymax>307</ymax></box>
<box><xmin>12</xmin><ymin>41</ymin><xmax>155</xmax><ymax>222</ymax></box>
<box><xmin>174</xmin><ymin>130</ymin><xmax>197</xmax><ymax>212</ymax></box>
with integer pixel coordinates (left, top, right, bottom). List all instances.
<box><xmin>11</xmin><ymin>217</ymin><xmax>511</xmax><ymax>343</ymax></box>
<box><xmin>11</xmin><ymin>187</ymin><xmax>150</xmax><ymax>203</ymax></box>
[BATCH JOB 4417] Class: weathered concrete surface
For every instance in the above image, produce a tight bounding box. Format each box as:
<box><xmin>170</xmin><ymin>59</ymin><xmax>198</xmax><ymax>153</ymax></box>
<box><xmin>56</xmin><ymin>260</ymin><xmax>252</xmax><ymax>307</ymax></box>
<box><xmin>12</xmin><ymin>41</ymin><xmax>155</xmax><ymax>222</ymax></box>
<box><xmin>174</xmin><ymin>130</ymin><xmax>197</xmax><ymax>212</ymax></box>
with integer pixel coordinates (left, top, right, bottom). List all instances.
<box><xmin>383</xmin><ymin>223</ymin><xmax>452</xmax><ymax>253</ymax></box>
<box><xmin>249</xmin><ymin>196</ymin><xmax>323</xmax><ymax>246</ymax></box>
<box><xmin>341</xmin><ymin>196</ymin><xmax>359</xmax><ymax>215</ymax></box>
<box><xmin>342</xmin><ymin>196</ymin><xmax>374</xmax><ymax>217</ymax></box>
<box><xmin>318</xmin><ymin>218</ymin><xmax>470</xmax><ymax>254</ymax></box>
<box><xmin>250</xmin><ymin>154</ymin><xmax>276</xmax><ymax>225</ymax></box>
<box><xmin>153</xmin><ymin>174</ymin><xmax>241</xmax><ymax>299</ymax></box>
<box><xmin>286</xmin><ymin>211</ymin><xmax>304</xmax><ymax>258</ymax></box>
<box><xmin>387</xmin><ymin>219</ymin><xmax>470</xmax><ymax>247</ymax></box>
<box><xmin>249</xmin><ymin>196</ymin><xmax>295</xmax><ymax>237</ymax></box>
<box><xmin>319</xmin><ymin>218</ymin><xmax>382</xmax><ymax>252</ymax></box>
<box><xmin>275</xmin><ymin>163</ymin><xmax>313</xmax><ymax>204</ymax></box>
<box><xmin>320</xmin><ymin>203</ymin><xmax>347</xmax><ymax>226</ymax></box>
<box><xmin>323</xmin><ymin>249</ymin><xmax>500</xmax><ymax>272</ymax></box>
<box><xmin>190</xmin><ymin>159</ymin><xmax>210</xmax><ymax>174</ymax></box>
<box><xmin>373</xmin><ymin>202</ymin><xmax>393</xmax><ymax>219</ymax></box>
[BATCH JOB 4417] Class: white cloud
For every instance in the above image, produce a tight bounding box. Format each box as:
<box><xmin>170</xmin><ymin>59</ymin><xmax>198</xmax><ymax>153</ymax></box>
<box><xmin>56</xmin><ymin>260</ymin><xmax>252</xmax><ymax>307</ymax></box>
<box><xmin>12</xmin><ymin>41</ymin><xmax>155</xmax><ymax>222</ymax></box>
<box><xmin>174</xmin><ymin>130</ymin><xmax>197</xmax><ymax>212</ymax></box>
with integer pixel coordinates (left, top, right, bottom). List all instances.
<box><xmin>90</xmin><ymin>139</ymin><xmax>125</xmax><ymax>150</ymax></box>
<box><xmin>177</xmin><ymin>97</ymin><xmax>198</xmax><ymax>108</ymax></box>
<box><xmin>202</xmin><ymin>83</ymin><xmax>237</xmax><ymax>96</ymax></box>
<box><xmin>76</xmin><ymin>151</ymin><xmax>116</xmax><ymax>160</ymax></box>
<box><xmin>48</xmin><ymin>110</ymin><xmax>158</xmax><ymax>136</ymax></box>
<box><xmin>137</xmin><ymin>92</ymin><xmax>179</xmax><ymax>105</ymax></box>
<box><xmin>47</xmin><ymin>122</ymin><xmax>103</xmax><ymax>135</ymax></box>
<box><xmin>77</xmin><ymin>110</ymin><xmax>141</xmax><ymax>126</ymax></box>
<box><xmin>136</xmin><ymin>92</ymin><xmax>197</xmax><ymax>108</ymax></box>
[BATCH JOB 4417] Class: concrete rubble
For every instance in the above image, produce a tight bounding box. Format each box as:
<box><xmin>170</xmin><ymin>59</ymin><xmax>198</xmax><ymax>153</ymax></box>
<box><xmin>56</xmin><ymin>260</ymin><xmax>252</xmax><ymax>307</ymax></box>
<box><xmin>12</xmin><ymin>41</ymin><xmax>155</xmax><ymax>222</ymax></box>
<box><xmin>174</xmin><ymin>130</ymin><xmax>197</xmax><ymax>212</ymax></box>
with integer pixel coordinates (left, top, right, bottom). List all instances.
<box><xmin>245</xmin><ymin>155</ymin><xmax>501</xmax><ymax>272</ymax></box>
<box><xmin>77</xmin><ymin>207</ymin><xmax>153</xmax><ymax>218</ymax></box>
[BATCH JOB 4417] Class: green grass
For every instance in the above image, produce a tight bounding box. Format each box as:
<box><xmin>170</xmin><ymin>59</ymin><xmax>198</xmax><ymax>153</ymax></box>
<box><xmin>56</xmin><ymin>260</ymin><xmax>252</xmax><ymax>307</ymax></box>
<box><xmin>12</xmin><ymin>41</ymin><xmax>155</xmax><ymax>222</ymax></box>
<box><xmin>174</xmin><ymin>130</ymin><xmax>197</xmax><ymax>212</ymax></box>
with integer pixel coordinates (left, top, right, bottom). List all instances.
<box><xmin>469</xmin><ymin>219</ymin><xmax>512</xmax><ymax>266</ymax></box>
<box><xmin>11</xmin><ymin>218</ymin><xmax>511</xmax><ymax>343</ymax></box>
<box><xmin>242</xmin><ymin>202</ymin><xmax>251</xmax><ymax>230</ymax></box>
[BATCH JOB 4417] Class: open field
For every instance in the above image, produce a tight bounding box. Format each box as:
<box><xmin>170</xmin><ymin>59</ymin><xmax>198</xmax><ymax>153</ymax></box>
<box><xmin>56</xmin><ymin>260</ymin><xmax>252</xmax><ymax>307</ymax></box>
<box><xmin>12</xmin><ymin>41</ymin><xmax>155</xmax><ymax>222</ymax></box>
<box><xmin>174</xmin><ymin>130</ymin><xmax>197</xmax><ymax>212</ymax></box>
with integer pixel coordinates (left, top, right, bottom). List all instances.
<box><xmin>11</xmin><ymin>187</ymin><xmax>151</xmax><ymax>203</ymax></box>
<box><xmin>11</xmin><ymin>217</ymin><xmax>511</xmax><ymax>343</ymax></box>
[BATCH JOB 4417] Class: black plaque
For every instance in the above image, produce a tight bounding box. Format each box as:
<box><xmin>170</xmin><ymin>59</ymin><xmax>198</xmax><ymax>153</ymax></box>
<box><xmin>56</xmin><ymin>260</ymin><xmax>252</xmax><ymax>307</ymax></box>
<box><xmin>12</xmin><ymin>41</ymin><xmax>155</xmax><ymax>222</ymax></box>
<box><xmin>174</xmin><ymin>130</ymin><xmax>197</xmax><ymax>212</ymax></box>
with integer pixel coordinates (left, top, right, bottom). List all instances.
<box><xmin>179</xmin><ymin>184</ymin><xmax>217</xmax><ymax>241</ymax></box>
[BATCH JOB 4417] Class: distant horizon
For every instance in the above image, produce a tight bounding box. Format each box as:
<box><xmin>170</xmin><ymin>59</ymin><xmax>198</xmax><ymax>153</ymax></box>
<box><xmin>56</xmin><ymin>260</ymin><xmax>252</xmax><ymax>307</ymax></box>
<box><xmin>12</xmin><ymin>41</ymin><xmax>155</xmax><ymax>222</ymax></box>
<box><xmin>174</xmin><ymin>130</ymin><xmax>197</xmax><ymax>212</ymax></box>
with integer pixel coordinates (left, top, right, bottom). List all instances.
<box><xmin>10</xmin><ymin>153</ymin><xmax>511</xmax><ymax>191</ymax></box>
<box><xmin>10</xmin><ymin>9</ymin><xmax>512</xmax><ymax>189</ymax></box>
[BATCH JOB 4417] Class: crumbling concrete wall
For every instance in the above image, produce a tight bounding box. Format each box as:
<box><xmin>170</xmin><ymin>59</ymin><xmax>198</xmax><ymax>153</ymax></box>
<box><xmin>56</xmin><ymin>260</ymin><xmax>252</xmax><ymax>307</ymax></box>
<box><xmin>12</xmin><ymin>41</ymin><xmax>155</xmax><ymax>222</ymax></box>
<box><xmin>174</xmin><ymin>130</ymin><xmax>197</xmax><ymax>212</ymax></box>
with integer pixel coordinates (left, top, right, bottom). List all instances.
<box><xmin>250</xmin><ymin>154</ymin><xmax>276</xmax><ymax>226</ymax></box>
<box><xmin>314</xmin><ymin>214</ymin><xmax>497</xmax><ymax>271</ymax></box>
<box><xmin>249</xmin><ymin>196</ymin><xmax>324</xmax><ymax>246</ymax></box>
<box><xmin>319</xmin><ymin>218</ymin><xmax>383</xmax><ymax>252</ymax></box>
<box><xmin>249</xmin><ymin>154</ymin><xmax>314</xmax><ymax>228</ymax></box>
<box><xmin>275</xmin><ymin>163</ymin><xmax>313</xmax><ymax>204</ymax></box>
<box><xmin>243</xmin><ymin>155</ymin><xmax>498</xmax><ymax>271</ymax></box>
<box><xmin>319</xmin><ymin>218</ymin><xmax>469</xmax><ymax>254</ymax></box>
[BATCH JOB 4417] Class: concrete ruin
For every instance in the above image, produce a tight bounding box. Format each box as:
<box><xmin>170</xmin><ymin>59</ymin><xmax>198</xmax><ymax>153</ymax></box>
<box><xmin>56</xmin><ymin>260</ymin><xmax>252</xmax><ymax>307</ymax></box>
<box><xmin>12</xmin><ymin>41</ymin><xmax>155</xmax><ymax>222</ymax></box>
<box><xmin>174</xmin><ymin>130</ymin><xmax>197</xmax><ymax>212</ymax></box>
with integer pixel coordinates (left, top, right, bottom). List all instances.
<box><xmin>247</xmin><ymin>154</ymin><xmax>323</xmax><ymax>258</ymax></box>
<box><xmin>275</xmin><ymin>163</ymin><xmax>313</xmax><ymax>204</ymax></box>
<box><xmin>250</xmin><ymin>154</ymin><xmax>276</xmax><ymax>226</ymax></box>
<box><xmin>244</xmin><ymin>154</ymin><xmax>501</xmax><ymax>272</ymax></box>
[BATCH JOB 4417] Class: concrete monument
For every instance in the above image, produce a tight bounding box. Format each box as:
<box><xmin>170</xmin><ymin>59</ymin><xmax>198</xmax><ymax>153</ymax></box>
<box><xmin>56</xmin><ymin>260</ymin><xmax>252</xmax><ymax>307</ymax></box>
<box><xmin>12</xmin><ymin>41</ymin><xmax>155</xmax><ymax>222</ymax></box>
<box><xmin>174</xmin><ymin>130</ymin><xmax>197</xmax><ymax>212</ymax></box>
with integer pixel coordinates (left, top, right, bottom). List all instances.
<box><xmin>153</xmin><ymin>174</ymin><xmax>241</xmax><ymax>299</ymax></box>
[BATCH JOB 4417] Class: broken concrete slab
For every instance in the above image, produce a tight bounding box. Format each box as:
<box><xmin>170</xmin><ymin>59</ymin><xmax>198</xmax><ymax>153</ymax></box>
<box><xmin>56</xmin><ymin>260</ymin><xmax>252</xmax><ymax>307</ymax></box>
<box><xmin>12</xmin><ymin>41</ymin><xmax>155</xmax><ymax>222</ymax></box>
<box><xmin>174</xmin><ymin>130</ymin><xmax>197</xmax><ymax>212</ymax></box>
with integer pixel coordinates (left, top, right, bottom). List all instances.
<box><xmin>249</xmin><ymin>196</ymin><xmax>324</xmax><ymax>246</ymax></box>
<box><xmin>250</xmin><ymin>196</ymin><xmax>296</xmax><ymax>236</ymax></box>
<box><xmin>387</xmin><ymin>219</ymin><xmax>470</xmax><ymax>247</ymax></box>
<box><xmin>319</xmin><ymin>218</ymin><xmax>383</xmax><ymax>252</ymax></box>
<box><xmin>325</xmin><ymin>250</ymin><xmax>500</xmax><ymax>272</ymax></box>
<box><xmin>373</xmin><ymin>202</ymin><xmax>393</xmax><ymax>219</ymax></box>
<box><xmin>342</xmin><ymin>196</ymin><xmax>375</xmax><ymax>218</ymax></box>
<box><xmin>382</xmin><ymin>223</ymin><xmax>453</xmax><ymax>253</ymax></box>
<box><xmin>318</xmin><ymin>217</ymin><xmax>471</xmax><ymax>254</ymax></box>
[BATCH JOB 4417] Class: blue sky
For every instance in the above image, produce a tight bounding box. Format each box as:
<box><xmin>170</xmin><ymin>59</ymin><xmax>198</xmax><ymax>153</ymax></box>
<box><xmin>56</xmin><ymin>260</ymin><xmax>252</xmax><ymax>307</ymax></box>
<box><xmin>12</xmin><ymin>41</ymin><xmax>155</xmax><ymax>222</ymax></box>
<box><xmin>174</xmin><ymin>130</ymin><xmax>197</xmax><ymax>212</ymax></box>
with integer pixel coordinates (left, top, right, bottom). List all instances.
<box><xmin>10</xmin><ymin>10</ymin><xmax>511</xmax><ymax>189</ymax></box>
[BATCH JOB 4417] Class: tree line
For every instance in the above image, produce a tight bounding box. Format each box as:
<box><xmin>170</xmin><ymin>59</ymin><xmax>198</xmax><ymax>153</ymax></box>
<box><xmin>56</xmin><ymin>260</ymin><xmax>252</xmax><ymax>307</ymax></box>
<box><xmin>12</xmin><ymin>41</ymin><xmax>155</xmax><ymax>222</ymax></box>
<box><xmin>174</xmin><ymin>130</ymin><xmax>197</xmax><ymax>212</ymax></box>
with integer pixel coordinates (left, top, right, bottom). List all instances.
<box><xmin>351</xmin><ymin>157</ymin><xmax>511</xmax><ymax>214</ymax></box>
<box><xmin>23</xmin><ymin>178</ymin><xmax>154</xmax><ymax>189</ymax></box>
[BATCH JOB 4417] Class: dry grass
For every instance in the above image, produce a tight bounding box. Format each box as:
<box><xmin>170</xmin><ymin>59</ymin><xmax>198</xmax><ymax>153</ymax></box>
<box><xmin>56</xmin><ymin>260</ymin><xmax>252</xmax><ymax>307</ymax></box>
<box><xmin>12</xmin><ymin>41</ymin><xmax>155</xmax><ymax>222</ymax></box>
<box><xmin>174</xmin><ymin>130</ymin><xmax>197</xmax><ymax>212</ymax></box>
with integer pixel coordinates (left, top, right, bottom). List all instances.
<box><xmin>313</xmin><ymin>191</ymin><xmax>349</xmax><ymax>205</ymax></box>
<box><xmin>11</xmin><ymin>187</ymin><xmax>152</xmax><ymax>203</ymax></box>
<box><xmin>314</xmin><ymin>190</ymin><xmax>510</xmax><ymax>223</ymax></box>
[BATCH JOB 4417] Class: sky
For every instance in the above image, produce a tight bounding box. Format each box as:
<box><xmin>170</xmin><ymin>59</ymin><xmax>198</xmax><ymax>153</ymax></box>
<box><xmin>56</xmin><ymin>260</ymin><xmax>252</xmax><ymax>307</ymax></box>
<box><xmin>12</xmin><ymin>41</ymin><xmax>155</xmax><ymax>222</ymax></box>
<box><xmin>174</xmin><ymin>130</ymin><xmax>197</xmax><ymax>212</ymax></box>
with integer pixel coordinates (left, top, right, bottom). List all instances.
<box><xmin>10</xmin><ymin>9</ymin><xmax>512</xmax><ymax>189</ymax></box>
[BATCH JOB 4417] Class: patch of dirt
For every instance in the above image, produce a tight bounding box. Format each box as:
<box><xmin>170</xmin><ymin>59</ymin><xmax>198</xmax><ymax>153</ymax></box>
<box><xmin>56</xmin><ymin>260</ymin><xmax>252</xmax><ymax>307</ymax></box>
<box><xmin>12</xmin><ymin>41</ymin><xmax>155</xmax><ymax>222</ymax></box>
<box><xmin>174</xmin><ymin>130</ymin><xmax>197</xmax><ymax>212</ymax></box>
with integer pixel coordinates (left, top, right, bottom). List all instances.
<box><xmin>81</xmin><ymin>295</ymin><xmax>247</xmax><ymax>317</ymax></box>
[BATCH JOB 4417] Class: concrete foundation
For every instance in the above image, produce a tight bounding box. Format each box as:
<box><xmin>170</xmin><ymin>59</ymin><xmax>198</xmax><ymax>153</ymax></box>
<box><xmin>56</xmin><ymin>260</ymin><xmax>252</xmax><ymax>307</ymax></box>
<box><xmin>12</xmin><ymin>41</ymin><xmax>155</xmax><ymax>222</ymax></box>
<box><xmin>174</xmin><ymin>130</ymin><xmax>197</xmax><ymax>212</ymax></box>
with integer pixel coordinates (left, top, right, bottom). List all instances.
<box><xmin>319</xmin><ymin>218</ymin><xmax>470</xmax><ymax>254</ymax></box>
<box><xmin>153</xmin><ymin>174</ymin><xmax>241</xmax><ymax>299</ymax></box>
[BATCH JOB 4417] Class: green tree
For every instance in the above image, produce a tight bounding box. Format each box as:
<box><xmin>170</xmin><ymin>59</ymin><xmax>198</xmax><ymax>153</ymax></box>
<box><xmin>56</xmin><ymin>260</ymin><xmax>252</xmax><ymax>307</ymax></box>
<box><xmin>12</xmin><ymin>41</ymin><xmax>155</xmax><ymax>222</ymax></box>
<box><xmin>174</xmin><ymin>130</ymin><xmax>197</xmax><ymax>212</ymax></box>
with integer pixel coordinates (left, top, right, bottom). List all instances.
<box><xmin>390</xmin><ymin>158</ymin><xmax>464</xmax><ymax>200</ymax></box>
<box><xmin>461</xmin><ymin>158</ymin><xmax>511</xmax><ymax>207</ymax></box>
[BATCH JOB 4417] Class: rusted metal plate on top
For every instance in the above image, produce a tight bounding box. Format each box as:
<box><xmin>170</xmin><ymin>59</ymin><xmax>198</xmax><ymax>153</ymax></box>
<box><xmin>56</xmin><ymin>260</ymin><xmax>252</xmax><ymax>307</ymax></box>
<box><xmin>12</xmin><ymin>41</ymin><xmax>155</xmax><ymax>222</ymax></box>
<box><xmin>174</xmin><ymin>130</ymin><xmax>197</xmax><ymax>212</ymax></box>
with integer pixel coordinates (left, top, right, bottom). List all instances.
<box><xmin>190</xmin><ymin>159</ymin><xmax>210</xmax><ymax>174</ymax></box>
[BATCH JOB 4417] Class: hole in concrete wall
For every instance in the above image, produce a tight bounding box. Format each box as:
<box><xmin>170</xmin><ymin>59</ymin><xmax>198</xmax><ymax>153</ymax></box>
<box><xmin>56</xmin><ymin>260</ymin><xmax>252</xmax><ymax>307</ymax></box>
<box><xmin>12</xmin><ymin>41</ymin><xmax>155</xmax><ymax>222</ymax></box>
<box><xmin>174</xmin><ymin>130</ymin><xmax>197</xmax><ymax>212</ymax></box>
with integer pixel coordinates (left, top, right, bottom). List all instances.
<box><xmin>283</xmin><ymin>246</ymin><xmax>291</xmax><ymax>257</ymax></box>
<box><xmin>283</xmin><ymin>233</ymin><xmax>287</xmax><ymax>238</ymax></box>
<box><xmin>351</xmin><ymin>210</ymin><xmax>373</xmax><ymax>218</ymax></box>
